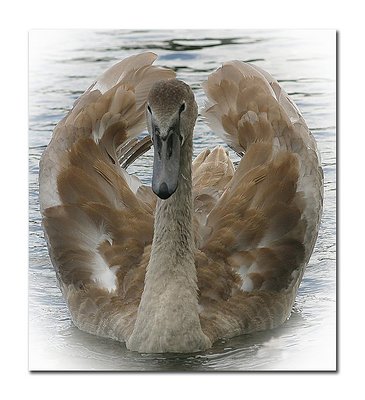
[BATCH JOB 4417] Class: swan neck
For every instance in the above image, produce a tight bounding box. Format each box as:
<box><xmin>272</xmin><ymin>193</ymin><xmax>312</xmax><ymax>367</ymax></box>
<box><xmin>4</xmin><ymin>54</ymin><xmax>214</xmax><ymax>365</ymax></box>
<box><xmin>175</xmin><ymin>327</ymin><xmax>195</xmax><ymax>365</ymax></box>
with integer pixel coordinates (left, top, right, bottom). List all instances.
<box><xmin>126</xmin><ymin>135</ymin><xmax>211</xmax><ymax>353</ymax></box>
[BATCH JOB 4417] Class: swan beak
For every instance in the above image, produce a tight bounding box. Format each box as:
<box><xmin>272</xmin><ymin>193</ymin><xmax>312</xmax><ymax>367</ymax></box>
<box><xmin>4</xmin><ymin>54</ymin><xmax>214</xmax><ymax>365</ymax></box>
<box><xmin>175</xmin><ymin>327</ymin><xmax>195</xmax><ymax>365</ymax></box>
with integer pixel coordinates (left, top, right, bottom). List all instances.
<box><xmin>152</xmin><ymin>130</ymin><xmax>181</xmax><ymax>200</ymax></box>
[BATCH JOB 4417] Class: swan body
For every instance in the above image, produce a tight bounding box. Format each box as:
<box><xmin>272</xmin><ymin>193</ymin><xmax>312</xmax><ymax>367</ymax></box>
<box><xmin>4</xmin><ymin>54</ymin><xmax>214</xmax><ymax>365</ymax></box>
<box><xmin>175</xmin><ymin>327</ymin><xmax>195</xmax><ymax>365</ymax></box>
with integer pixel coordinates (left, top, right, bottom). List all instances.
<box><xmin>39</xmin><ymin>52</ymin><xmax>323</xmax><ymax>353</ymax></box>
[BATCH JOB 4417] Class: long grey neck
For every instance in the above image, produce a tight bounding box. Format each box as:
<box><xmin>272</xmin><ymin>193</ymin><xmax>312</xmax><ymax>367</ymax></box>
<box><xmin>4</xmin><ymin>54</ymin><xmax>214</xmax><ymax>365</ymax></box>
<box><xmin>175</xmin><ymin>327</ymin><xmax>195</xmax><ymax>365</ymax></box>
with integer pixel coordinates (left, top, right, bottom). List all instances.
<box><xmin>126</xmin><ymin>137</ymin><xmax>211</xmax><ymax>353</ymax></box>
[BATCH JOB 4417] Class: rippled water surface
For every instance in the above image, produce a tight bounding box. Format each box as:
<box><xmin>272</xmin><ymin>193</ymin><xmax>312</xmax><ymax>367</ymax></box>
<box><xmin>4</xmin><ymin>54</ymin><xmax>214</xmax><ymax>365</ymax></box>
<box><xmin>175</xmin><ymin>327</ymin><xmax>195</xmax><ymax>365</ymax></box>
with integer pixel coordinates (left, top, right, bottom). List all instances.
<box><xmin>29</xmin><ymin>29</ymin><xmax>336</xmax><ymax>371</ymax></box>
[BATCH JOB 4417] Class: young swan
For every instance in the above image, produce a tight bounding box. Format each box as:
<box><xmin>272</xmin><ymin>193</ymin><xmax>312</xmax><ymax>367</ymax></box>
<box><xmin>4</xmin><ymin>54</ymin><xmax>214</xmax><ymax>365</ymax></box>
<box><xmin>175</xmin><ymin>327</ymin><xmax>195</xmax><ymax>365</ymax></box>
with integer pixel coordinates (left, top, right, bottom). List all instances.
<box><xmin>126</xmin><ymin>80</ymin><xmax>211</xmax><ymax>353</ymax></box>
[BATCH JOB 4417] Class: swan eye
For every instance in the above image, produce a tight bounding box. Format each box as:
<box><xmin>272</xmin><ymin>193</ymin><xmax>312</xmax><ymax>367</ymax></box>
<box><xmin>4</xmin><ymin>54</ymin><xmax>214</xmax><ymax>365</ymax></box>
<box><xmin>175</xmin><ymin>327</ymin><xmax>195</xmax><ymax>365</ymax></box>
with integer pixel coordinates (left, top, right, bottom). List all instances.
<box><xmin>147</xmin><ymin>104</ymin><xmax>152</xmax><ymax>114</ymax></box>
<box><xmin>179</xmin><ymin>102</ymin><xmax>186</xmax><ymax>114</ymax></box>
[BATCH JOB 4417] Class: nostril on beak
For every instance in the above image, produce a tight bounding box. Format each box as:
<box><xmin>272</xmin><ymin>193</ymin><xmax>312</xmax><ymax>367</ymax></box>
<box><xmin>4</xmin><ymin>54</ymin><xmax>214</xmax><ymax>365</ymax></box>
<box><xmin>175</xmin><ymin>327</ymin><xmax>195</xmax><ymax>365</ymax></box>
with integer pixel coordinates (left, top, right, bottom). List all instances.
<box><xmin>158</xmin><ymin>182</ymin><xmax>170</xmax><ymax>199</ymax></box>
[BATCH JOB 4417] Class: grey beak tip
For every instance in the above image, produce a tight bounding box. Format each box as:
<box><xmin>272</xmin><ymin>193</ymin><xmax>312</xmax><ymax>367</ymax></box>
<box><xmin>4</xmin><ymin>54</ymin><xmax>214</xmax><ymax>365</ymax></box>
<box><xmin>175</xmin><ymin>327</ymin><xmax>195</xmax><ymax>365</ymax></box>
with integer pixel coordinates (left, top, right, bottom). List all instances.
<box><xmin>152</xmin><ymin>182</ymin><xmax>177</xmax><ymax>200</ymax></box>
<box><xmin>159</xmin><ymin>182</ymin><xmax>172</xmax><ymax>200</ymax></box>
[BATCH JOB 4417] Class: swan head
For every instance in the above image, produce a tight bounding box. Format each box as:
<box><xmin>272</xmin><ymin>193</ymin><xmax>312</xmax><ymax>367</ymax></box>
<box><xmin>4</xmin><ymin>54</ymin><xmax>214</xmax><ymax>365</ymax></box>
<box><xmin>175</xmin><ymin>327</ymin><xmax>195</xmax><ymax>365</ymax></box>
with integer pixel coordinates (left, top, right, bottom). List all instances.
<box><xmin>146</xmin><ymin>79</ymin><xmax>198</xmax><ymax>200</ymax></box>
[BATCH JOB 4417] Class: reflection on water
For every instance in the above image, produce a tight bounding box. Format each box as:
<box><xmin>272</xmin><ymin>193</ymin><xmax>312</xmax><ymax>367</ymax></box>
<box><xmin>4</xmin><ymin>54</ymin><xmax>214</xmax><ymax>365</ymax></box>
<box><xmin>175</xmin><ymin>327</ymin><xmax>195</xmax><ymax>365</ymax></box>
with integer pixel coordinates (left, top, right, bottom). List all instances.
<box><xmin>29</xmin><ymin>29</ymin><xmax>336</xmax><ymax>371</ymax></box>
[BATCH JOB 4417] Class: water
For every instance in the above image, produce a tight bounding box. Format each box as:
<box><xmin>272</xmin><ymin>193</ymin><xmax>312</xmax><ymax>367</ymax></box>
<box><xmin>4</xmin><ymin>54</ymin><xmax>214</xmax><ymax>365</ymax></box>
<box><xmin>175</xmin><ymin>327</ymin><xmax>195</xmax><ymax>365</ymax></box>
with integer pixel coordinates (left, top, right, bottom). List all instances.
<box><xmin>28</xmin><ymin>29</ymin><xmax>336</xmax><ymax>371</ymax></box>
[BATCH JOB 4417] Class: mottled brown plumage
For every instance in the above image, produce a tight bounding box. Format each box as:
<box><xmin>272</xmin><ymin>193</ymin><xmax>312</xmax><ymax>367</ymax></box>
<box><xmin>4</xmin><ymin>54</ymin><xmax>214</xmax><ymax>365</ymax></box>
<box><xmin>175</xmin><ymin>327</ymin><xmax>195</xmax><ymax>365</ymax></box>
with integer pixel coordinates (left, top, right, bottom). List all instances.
<box><xmin>39</xmin><ymin>52</ymin><xmax>323</xmax><ymax>352</ymax></box>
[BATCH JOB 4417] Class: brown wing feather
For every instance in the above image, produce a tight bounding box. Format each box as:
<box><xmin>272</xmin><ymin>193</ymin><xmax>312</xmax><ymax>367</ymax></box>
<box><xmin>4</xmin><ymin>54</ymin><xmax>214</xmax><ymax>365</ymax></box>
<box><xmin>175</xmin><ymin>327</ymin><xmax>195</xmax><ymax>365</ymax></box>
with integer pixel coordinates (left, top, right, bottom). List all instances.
<box><xmin>194</xmin><ymin>60</ymin><xmax>323</xmax><ymax>340</ymax></box>
<box><xmin>39</xmin><ymin>52</ymin><xmax>175</xmax><ymax>341</ymax></box>
<box><xmin>40</xmin><ymin>53</ymin><xmax>322</xmax><ymax>345</ymax></box>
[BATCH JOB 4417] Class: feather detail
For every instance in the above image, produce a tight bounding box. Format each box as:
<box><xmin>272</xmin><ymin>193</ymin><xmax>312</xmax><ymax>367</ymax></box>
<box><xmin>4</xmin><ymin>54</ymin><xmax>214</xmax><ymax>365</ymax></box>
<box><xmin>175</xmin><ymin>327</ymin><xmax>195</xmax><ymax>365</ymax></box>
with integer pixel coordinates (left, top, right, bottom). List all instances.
<box><xmin>39</xmin><ymin>54</ymin><xmax>323</xmax><ymax>350</ymax></box>
<box><xmin>193</xmin><ymin>60</ymin><xmax>323</xmax><ymax>340</ymax></box>
<box><xmin>40</xmin><ymin>53</ymin><xmax>174</xmax><ymax>342</ymax></box>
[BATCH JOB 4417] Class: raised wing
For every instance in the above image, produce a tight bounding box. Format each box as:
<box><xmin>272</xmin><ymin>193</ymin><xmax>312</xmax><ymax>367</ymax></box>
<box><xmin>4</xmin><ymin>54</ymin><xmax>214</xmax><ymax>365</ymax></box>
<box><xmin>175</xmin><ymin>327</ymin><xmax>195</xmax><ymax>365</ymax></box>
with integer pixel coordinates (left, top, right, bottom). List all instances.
<box><xmin>39</xmin><ymin>52</ymin><xmax>175</xmax><ymax>341</ymax></box>
<box><xmin>194</xmin><ymin>61</ymin><xmax>323</xmax><ymax>340</ymax></box>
